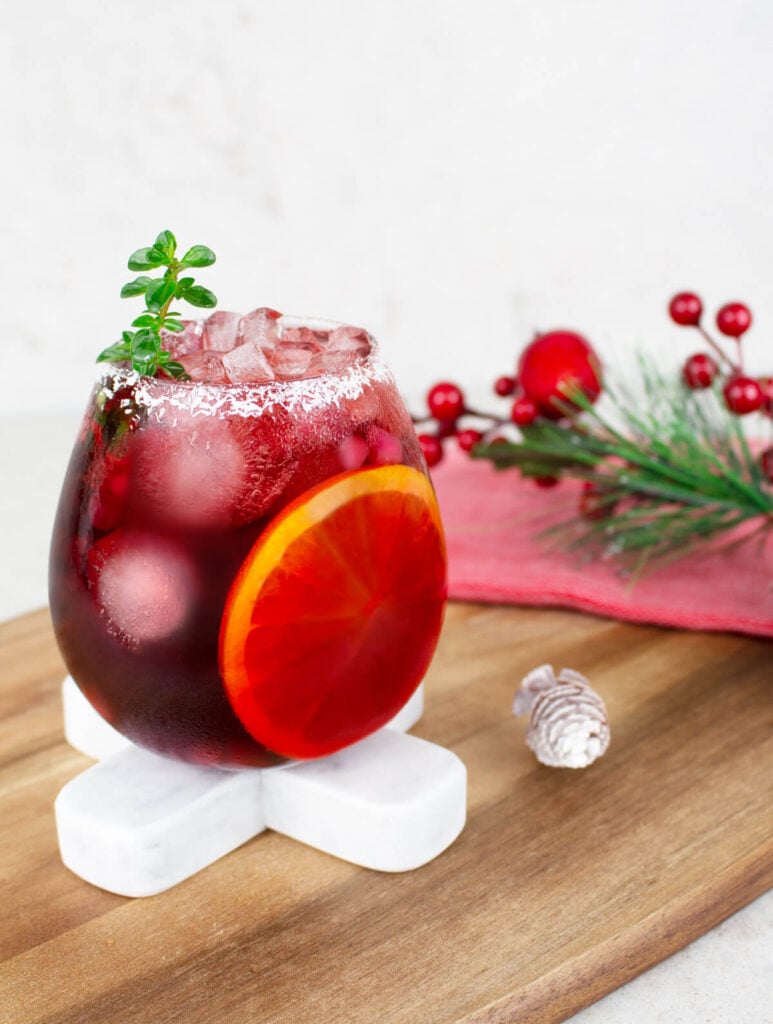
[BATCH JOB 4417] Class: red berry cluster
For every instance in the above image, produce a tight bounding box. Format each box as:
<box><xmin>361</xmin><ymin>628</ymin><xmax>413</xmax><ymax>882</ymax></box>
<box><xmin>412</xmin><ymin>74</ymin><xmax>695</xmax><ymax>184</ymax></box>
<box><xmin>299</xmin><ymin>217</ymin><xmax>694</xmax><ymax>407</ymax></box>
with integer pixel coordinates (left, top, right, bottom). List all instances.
<box><xmin>416</xmin><ymin>299</ymin><xmax>773</xmax><ymax>489</ymax></box>
<box><xmin>669</xmin><ymin>292</ymin><xmax>773</xmax><ymax>482</ymax></box>
<box><xmin>415</xmin><ymin>330</ymin><xmax>603</xmax><ymax>479</ymax></box>
<box><xmin>669</xmin><ymin>292</ymin><xmax>771</xmax><ymax>415</ymax></box>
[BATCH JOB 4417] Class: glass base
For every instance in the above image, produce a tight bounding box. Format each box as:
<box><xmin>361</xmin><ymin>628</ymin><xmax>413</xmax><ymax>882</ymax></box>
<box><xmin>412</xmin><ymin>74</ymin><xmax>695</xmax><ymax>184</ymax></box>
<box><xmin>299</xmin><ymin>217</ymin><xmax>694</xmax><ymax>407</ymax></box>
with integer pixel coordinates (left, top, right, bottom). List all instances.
<box><xmin>55</xmin><ymin>680</ymin><xmax>467</xmax><ymax>896</ymax></box>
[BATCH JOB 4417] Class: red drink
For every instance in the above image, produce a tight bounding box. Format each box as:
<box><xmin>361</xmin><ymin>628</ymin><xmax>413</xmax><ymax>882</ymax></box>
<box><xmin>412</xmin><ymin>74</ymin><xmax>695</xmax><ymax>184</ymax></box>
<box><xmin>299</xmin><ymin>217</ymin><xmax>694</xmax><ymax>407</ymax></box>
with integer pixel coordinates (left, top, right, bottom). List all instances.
<box><xmin>49</xmin><ymin>312</ymin><xmax>446</xmax><ymax>768</ymax></box>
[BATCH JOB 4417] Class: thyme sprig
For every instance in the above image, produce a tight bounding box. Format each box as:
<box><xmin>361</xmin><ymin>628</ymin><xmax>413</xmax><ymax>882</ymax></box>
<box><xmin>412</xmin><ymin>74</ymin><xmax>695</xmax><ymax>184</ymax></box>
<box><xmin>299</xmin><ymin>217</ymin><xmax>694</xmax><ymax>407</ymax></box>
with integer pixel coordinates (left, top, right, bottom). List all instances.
<box><xmin>97</xmin><ymin>230</ymin><xmax>217</xmax><ymax>378</ymax></box>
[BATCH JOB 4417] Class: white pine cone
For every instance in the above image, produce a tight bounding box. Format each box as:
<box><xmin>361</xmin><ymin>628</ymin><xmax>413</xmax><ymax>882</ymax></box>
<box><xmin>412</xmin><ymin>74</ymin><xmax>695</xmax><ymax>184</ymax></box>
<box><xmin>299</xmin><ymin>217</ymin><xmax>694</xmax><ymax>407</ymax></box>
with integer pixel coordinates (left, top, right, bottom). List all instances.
<box><xmin>513</xmin><ymin>666</ymin><xmax>610</xmax><ymax>769</ymax></box>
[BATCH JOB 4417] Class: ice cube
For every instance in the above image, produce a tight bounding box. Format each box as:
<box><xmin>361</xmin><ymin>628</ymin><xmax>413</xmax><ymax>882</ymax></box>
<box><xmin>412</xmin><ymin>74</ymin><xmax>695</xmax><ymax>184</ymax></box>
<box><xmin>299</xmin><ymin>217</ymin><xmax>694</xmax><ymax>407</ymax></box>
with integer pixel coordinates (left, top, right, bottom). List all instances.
<box><xmin>222</xmin><ymin>341</ymin><xmax>276</xmax><ymax>384</ymax></box>
<box><xmin>160</xmin><ymin>320</ymin><xmax>203</xmax><ymax>359</ymax></box>
<box><xmin>239</xmin><ymin>307</ymin><xmax>282</xmax><ymax>349</ymax></box>
<box><xmin>280</xmin><ymin>326</ymin><xmax>320</xmax><ymax>349</ymax></box>
<box><xmin>178</xmin><ymin>350</ymin><xmax>230</xmax><ymax>384</ymax></box>
<box><xmin>202</xmin><ymin>311</ymin><xmax>242</xmax><ymax>352</ymax></box>
<box><xmin>133</xmin><ymin>413</ymin><xmax>248</xmax><ymax>529</ymax></box>
<box><xmin>305</xmin><ymin>352</ymin><xmax>348</xmax><ymax>376</ymax></box>
<box><xmin>328</xmin><ymin>325</ymin><xmax>371</xmax><ymax>355</ymax></box>
<box><xmin>337</xmin><ymin>435</ymin><xmax>370</xmax><ymax>471</ymax></box>
<box><xmin>302</xmin><ymin>325</ymin><xmax>372</xmax><ymax>377</ymax></box>
<box><xmin>270</xmin><ymin>340</ymin><xmax>315</xmax><ymax>379</ymax></box>
<box><xmin>367</xmin><ymin>426</ymin><xmax>403</xmax><ymax>466</ymax></box>
<box><xmin>95</xmin><ymin>533</ymin><xmax>197</xmax><ymax>642</ymax></box>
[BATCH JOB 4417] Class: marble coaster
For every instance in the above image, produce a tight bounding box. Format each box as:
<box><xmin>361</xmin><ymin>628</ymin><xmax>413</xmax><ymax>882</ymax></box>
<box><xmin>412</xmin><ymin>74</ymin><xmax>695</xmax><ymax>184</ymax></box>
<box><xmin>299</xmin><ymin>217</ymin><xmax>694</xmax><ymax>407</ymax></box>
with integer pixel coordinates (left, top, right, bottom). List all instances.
<box><xmin>56</xmin><ymin>680</ymin><xmax>466</xmax><ymax>897</ymax></box>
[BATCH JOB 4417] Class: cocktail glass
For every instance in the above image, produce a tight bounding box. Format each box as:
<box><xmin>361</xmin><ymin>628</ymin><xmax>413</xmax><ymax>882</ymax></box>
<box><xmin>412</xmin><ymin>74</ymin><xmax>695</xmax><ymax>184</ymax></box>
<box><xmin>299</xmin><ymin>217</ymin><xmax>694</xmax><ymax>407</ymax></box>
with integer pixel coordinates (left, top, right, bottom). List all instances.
<box><xmin>49</xmin><ymin>310</ymin><xmax>447</xmax><ymax>769</ymax></box>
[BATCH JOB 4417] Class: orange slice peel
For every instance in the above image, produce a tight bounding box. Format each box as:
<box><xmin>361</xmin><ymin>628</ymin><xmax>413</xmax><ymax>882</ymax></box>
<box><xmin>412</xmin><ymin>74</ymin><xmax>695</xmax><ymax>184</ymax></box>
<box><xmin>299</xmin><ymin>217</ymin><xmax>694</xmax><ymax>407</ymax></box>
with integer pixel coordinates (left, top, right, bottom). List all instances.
<box><xmin>219</xmin><ymin>465</ymin><xmax>447</xmax><ymax>759</ymax></box>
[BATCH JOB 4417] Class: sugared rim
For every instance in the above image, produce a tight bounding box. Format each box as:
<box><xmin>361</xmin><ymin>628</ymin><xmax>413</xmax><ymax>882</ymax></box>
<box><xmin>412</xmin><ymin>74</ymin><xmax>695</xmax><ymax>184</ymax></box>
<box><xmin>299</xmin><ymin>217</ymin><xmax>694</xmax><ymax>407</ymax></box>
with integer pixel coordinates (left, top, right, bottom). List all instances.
<box><xmin>97</xmin><ymin>315</ymin><xmax>391</xmax><ymax>418</ymax></box>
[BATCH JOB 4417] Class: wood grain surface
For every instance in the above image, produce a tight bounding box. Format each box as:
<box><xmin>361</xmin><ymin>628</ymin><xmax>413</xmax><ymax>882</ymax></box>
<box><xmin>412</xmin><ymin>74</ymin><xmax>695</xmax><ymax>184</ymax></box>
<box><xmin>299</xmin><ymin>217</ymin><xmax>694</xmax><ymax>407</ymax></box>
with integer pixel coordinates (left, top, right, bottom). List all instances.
<box><xmin>0</xmin><ymin>605</ymin><xmax>771</xmax><ymax>1024</ymax></box>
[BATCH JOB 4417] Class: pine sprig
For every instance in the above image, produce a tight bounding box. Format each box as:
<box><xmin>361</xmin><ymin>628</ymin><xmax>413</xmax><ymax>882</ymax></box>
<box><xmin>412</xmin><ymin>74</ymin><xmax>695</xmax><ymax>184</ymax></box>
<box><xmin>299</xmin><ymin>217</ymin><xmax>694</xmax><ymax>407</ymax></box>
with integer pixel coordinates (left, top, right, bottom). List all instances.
<box><xmin>472</xmin><ymin>360</ymin><xmax>773</xmax><ymax>567</ymax></box>
<box><xmin>97</xmin><ymin>230</ymin><xmax>217</xmax><ymax>378</ymax></box>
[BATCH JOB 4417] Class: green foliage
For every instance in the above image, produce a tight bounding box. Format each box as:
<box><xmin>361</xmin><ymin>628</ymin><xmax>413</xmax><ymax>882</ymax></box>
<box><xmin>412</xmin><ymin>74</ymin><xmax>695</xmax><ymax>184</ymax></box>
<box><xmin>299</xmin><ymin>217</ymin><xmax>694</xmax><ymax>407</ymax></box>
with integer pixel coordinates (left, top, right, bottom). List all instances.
<box><xmin>472</xmin><ymin>359</ymin><xmax>773</xmax><ymax>568</ymax></box>
<box><xmin>97</xmin><ymin>230</ymin><xmax>218</xmax><ymax>378</ymax></box>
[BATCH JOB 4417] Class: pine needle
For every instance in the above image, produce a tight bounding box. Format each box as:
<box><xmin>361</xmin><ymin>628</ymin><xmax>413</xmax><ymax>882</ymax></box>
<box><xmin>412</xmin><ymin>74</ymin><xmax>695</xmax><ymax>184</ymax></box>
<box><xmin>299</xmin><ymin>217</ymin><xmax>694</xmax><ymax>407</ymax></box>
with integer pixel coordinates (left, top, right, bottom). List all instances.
<box><xmin>472</xmin><ymin>359</ymin><xmax>773</xmax><ymax>569</ymax></box>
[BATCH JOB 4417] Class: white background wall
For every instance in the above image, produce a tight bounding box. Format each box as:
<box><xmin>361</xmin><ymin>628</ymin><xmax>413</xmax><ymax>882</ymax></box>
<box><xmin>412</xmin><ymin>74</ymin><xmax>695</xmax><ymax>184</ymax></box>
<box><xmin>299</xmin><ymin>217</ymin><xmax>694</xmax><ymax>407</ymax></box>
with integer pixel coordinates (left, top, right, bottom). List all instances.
<box><xmin>2</xmin><ymin>0</ymin><xmax>772</xmax><ymax>414</ymax></box>
<box><xmin>1</xmin><ymin>5</ymin><xmax>772</xmax><ymax>1019</ymax></box>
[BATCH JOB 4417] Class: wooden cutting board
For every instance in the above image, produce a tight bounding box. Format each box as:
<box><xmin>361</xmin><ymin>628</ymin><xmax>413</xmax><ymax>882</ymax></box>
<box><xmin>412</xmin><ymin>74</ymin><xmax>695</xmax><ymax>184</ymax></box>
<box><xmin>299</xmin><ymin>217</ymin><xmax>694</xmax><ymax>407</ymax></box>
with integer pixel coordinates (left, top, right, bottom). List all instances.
<box><xmin>0</xmin><ymin>605</ymin><xmax>771</xmax><ymax>1024</ymax></box>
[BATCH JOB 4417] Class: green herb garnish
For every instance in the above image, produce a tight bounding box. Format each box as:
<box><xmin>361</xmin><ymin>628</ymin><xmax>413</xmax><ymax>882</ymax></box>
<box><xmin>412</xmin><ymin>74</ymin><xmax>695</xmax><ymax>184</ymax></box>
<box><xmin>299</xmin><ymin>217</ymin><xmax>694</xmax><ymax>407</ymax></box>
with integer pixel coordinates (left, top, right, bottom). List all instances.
<box><xmin>97</xmin><ymin>230</ymin><xmax>218</xmax><ymax>378</ymax></box>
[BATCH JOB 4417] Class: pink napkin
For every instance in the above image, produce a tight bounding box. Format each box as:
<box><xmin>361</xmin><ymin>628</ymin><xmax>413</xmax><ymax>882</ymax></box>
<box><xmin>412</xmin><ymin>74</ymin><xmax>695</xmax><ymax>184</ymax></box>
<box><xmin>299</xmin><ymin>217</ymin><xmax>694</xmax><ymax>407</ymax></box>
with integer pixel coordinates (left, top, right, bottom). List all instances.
<box><xmin>431</xmin><ymin>447</ymin><xmax>773</xmax><ymax>638</ymax></box>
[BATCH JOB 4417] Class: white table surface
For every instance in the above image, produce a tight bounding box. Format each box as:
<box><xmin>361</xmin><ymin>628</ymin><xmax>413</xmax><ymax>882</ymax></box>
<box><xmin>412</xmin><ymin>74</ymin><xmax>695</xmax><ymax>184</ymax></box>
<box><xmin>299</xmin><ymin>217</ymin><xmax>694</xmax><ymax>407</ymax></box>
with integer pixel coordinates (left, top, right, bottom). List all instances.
<box><xmin>1</xmin><ymin>411</ymin><xmax>770</xmax><ymax>1021</ymax></box>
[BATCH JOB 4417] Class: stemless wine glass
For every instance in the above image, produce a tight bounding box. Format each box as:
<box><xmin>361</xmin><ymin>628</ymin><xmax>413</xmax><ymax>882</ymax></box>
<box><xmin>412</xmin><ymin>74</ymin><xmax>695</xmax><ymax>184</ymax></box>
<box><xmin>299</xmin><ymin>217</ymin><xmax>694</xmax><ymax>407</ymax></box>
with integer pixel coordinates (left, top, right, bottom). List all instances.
<box><xmin>49</xmin><ymin>311</ymin><xmax>447</xmax><ymax>768</ymax></box>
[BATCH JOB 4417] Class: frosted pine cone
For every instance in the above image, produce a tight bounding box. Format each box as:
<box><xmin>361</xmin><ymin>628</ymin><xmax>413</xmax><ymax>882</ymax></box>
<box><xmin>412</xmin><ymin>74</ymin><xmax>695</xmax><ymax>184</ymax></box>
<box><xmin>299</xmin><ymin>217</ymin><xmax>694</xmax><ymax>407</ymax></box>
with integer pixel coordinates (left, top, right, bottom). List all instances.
<box><xmin>513</xmin><ymin>665</ymin><xmax>610</xmax><ymax>769</ymax></box>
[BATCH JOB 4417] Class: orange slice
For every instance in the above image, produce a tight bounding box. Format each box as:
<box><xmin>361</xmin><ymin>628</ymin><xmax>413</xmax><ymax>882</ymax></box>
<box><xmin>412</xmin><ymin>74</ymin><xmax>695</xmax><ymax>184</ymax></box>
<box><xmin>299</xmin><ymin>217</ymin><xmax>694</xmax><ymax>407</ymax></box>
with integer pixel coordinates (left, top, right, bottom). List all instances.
<box><xmin>218</xmin><ymin>465</ymin><xmax>447</xmax><ymax>759</ymax></box>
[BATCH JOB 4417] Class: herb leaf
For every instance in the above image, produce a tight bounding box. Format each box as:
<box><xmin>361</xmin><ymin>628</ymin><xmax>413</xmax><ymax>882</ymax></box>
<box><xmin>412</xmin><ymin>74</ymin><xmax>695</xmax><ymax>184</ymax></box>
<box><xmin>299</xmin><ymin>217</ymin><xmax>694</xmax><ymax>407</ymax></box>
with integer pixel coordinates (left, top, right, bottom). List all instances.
<box><xmin>128</xmin><ymin>247</ymin><xmax>166</xmax><ymax>272</ymax></box>
<box><xmin>181</xmin><ymin>245</ymin><xmax>216</xmax><ymax>268</ymax></box>
<box><xmin>97</xmin><ymin>342</ymin><xmax>131</xmax><ymax>363</ymax></box>
<box><xmin>145</xmin><ymin>277</ymin><xmax>177</xmax><ymax>312</ymax></box>
<box><xmin>154</xmin><ymin>230</ymin><xmax>177</xmax><ymax>259</ymax></box>
<box><xmin>182</xmin><ymin>284</ymin><xmax>217</xmax><ymax>308</ymax></box>
<box><xmin>120</xmin><ymin>276</ymin><xmax>153</xmax><ymax>298</ymax></box>
<box><xmin>131</xmin><ymin>313</ymin><xmax>158</xmax><ymax>328</ymax></box>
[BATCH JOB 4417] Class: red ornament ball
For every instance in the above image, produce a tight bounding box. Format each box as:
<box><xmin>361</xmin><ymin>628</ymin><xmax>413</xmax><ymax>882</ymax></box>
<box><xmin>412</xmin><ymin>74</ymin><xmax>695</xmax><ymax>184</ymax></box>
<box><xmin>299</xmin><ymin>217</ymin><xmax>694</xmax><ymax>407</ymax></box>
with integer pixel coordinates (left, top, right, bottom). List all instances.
<box><xmin>510</xmin><ymin>395</ymin><xmax>539</xmax><ymax>426</ymax></box>
<box><xmin>427</xmin><ymin>382</ymin><xmax>465</xmax><ymax>421</ymax></box>
<box><xmin>517</xmin><ymin>331</ymin><xmax>602</xmax><ymax>420</ymax></box>
<box><xmin>682</xmin><ymin>352</ymin><xmax>719</xmax><ymax>389</ymax></box>
<box><xmin>723</xmin><ymin>376</ymin><xmax>764</xmax><ymax>415</ymax></box>
<box><xmin>456</xmin><ymin>428</ymin><xmax>484</xmax><ymax>453</ymax></box>
<box><xmin>669</xmin><ymin>292</ymin><xmax>703</xmax><ymax>326</ymax></box>
<box><xmin>494</xmin><ymin>375</ymin><xmax>517</xmax><ymax>397</ymax></box>
<box><xmin>716</xmin><ymin>302</ymin><xmax>752</xmax><ymax>337</ymax></box>
<box><xmin>417</xmin><ymin>433</ymin><xmax>443</xmax><ymax>468</ymax></box>
<box><xmin>760</xmin><ymin>447</ymin><xmax>773</xmax><ymax>482</ymax></box>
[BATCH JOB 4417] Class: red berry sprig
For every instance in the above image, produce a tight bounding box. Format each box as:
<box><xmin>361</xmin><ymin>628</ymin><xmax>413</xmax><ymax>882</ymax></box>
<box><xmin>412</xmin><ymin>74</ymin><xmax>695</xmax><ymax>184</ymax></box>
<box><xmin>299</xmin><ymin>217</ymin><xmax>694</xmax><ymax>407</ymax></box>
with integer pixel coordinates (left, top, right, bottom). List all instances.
<box><xmin>682</xmin><ymin>353</ymin><xmax>718</xmax><ymax>390</ymax></box>
<box><xmin>414</xmin><ymin>331</ymin><xmax>604</xmax><ymax>504</ymax></box>
<box><xmin>413</xmin><ymin>297</ymin><xmax>772</xmax><ymax>557</ymax></box>
<box><xmin>723</xmin><ymin>376</ymin><xmax>764</xmax><ymax>415</ymax></box>
<box><xmin>668</xmin><ymin>292</ymin><xmax>769</xmax><ymax>417</ymax></box>
<box><xmin>417</xmin><ymin>433</ymin><xmax>443</xmax><ymax>468</ymax></box>
<box><xmin>426</xmin><ymin>382</ymin><xmax>465</xmax><ymax>422</ymax></box>
<box><xmin>668</xmin><ymin>292</ymin><xmax>702</xmax><ymax>326</ymax></box>
<box><xmin>716</xmin><ymin>302</ymin><xmax>752</xmax><ymax>337</ymax></box>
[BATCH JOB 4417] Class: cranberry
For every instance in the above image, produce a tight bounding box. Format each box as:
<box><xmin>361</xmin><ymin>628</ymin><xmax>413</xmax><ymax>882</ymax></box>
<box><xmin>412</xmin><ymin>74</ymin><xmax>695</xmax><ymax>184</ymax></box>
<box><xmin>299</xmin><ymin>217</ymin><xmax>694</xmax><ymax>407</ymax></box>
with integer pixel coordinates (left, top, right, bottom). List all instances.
<box><xmin>456</xmin><ymin>428</ymin><xmax>484</xmax><ymax>452</ymax></box>
<box><xmin>517</xmin><ymin>331</ymin><xmax>602</xmax><ymax>419</ymax></box>
<box><xmin>716</xmin><ymin>302</ymin><xmax>752</xmax><ymax>337</ymax></box>
<box><xmin>366</xmin><ymin>427</ymin><xmax>403</xmax><ymax>466</ymax></box>
<box><xmin>682</xmin><ymin>353</ymin><xmax>719</xmax><ymax>389</ymax></box>
<box><xmin>494</xmin><ymin>375</ymin><xmax>517</xmax><ymax>397</ymax></box>
<box><xmin>760</xmin><ymin>447</ymin><xmax>773</xmax><ymax>482</ymax></box>
<box><xmin>534</xmin><ymin>475</ymin><xmax>559</xmax><ymax>488</ymax></box>
<box><xmin>510</xmin><ymin>395</ymin><xmax>539</xmax><ymax>426</ymax></box>
<box><xmin>89</xmin><ymin>453</ymin><xmax>130</xmax><ymax>532</ymax></box>
<box><xmin>417</xmin><ymin>433</ymin><xmax>443</xmax><ymax>468</ymax></box>
<box><xmin>668</xmin><ymin>292</ymin><xmax>703</xmax><ymax>326</ymax></box>
<box><xmin>723</xmin><ymin>376</ymin><xmax>764</xmax><ymax>415</ymax></box>
<box><xmin>427</xmin><ymin>382</ymin><xmax>465</xmax><ymax>421</ymax></box>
